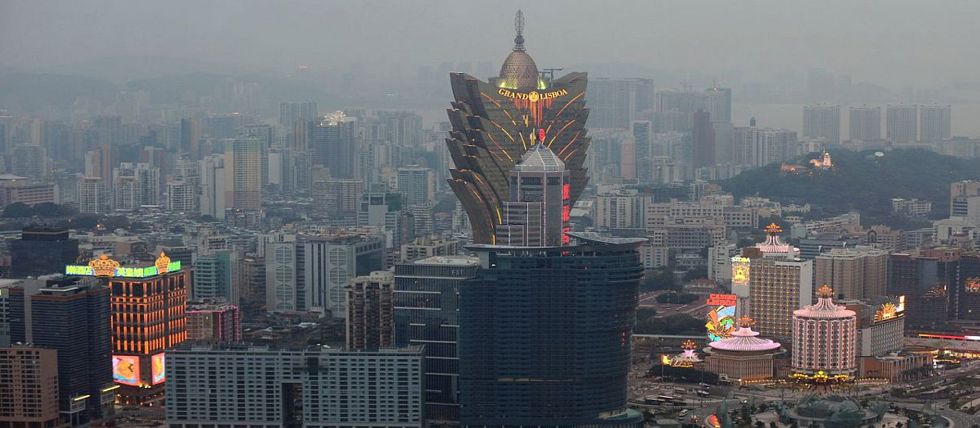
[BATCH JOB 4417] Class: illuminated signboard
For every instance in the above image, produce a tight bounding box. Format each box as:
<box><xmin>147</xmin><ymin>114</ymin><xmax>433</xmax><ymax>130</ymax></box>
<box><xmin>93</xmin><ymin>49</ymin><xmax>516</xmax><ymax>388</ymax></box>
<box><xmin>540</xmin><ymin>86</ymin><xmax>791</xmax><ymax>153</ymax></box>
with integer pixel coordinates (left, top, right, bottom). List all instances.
<box><xmin>112</xmin><ymin>355</ymin><xmax>140</xmax><ymax>386</ymax></box>
<box><xmin>65</xmin><ymin>261</ymin><xmax>181</xmax><ymax>278</ymax></box>
<box><xmin>151</xmin><ymin>353</ymin><xmax>165</xmax><ymax>385</ymax></box>
<box><xmin>966</xmin><ymin>277</ymin><xmax>980</xmax><ymax>294</ymax></box>
<box><xmin>706</xmin><ymin>304</ymin><xmax>737</xmax><ymax>342</ymax></box>
<box><xmin>707</xmin><ymin>294</ymin><xmax>737</xmax><ymax>306</ymax></box>
<box><xmin>731</xmin><ymin>257</ymin><xmax>750</xmax><ymax>287</ymax></box>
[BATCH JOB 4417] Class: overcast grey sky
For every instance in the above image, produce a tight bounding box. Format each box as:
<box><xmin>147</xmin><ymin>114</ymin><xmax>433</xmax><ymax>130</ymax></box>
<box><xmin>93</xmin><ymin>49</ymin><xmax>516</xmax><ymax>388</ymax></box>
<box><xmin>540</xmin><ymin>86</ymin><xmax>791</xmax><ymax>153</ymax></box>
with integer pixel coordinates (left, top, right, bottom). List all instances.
<box><xmin>2</xmin><ymin>0</ymin><xmax>978</xmax><ymax>87</ymax></box>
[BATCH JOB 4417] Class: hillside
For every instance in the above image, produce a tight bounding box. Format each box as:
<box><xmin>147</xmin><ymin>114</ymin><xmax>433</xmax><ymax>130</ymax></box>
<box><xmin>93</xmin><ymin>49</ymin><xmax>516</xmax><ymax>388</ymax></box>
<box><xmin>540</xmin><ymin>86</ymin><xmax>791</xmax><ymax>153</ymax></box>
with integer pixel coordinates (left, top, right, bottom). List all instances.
<box><xmin>719</xmin><ymin>149</ymin><xmax>980</xmax><ymax>226</ymax></box>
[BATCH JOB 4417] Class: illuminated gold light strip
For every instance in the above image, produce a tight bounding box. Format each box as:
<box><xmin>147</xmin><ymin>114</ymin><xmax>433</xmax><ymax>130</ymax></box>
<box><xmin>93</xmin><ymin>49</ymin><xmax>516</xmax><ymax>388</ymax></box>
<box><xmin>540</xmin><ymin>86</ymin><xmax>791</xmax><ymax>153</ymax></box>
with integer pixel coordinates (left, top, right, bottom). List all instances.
<box><xmin>547</xmin><ymin>120</ymin><xmax>576</xmax><ymax>148</ymax></box>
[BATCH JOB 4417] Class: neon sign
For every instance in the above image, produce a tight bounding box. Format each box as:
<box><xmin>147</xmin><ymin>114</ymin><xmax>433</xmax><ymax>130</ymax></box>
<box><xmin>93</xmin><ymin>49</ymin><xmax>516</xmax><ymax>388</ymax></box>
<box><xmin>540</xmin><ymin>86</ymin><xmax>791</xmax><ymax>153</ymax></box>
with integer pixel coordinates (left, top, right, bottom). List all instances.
<box><xmin>966</xmin><ymin>277</ymin><xmax>980</xmax><ymax>294</ymax></box>
<box><xmin>731</xmin><ymin>257</ymin><xmax>750</xmax><ymax>287</ymax></box>
<box><xmin>66</xmin><ymin>260</ymin><xmax>181</xmax><ymax>278</ymax></box>
<box><xmin>706</xmin><ymin>304</ymin><xmax>737</xmax><ymax>342</ymax></box>
<box><xmin>151</xmin><ymin>353</ymin><xmax>166</xmax><ymax>385</ymax></box>
<box><xmin>113</xmin><ymin>355</ymin><xmax>140</xmax><ymax>386</ymax></box>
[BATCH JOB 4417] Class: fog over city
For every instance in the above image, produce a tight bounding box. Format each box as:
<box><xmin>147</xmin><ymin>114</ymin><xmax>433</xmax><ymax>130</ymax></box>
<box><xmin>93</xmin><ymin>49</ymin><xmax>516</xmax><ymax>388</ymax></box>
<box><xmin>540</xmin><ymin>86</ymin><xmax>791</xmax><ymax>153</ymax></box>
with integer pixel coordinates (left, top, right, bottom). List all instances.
<box><xmin>3</xmin><ymin>0</ymin><xmax>979</xmax><ymax>86</ymax></box>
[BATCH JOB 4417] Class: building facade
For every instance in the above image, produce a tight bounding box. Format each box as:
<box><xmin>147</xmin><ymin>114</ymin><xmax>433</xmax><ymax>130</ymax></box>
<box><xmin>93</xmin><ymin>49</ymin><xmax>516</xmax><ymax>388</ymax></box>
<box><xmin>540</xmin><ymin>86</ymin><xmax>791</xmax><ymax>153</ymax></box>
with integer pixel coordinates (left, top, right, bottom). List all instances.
<box><xmin>791</xmin><ymin>285</ymin><xmax>858</xmax><ymax>381</ymax></box>
<box><xmin>346</xmin><ymin>271</ymin><xmax>394</xmax><ymax>351</ymax></box>
<box><xmin>165</xmin><ymin>345</ymin><xmax>424</xmax><ymax>428</ymax></box>
<box><xmin>0</xmin><ymin>346</ymin><xmax>60</xmax><ymax>427</ymax></box>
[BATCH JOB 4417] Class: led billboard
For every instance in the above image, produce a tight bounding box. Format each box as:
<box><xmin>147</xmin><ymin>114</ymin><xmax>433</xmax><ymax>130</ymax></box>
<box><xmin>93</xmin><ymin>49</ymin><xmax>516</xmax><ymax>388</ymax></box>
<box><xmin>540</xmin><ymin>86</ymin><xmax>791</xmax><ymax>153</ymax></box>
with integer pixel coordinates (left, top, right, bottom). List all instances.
<box><xmin>112</xmin><ymin>355</ymin><xmax>140</xmax><ymax>386</ymax></box>
<box><xmin>151</xmin><ymin>353</ymin><xmax>165</xmax><ymax>385</ymax></box>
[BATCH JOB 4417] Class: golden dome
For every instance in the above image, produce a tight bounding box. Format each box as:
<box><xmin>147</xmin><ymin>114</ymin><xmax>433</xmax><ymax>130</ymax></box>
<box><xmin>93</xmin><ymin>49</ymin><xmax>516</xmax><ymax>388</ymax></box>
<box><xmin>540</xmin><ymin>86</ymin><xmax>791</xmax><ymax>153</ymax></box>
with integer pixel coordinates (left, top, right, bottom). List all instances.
<box><xmin>498</xmin><ymin>10</ymin><xmax>539</xmax><ymax>90</ymax></box>
<box><xmin>499</xmin><ymin>50</ymin><xmax>539</xmax><ymax>90</ymax></box>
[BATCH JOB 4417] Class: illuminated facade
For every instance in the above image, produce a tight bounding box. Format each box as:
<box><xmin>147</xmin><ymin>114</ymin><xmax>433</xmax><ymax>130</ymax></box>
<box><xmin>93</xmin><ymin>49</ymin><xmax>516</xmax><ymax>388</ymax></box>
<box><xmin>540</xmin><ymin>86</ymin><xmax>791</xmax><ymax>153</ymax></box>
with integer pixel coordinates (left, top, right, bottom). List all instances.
<box><xmin>705</xmin><ymin>317</ymin><xmax>783</xmax><ymax>382</ymax></box>
<box><xmin>446</xmin><ymin>11</ymin><xmax>590</xmax><ymax>244</ymax></box>
<box><xmin>705</xmin><ymin>294</ymin><xmax>737</xmax><ymax>342</ymax></box>
<box><xmin>102</xmin><ymin>253</ymin><xmax>188</xmax><ymax>404</ymax></box>
<box><xmin>791</xmin><ymin>285</ymin><xmax>857</xmax><ymax>382</ymax></box>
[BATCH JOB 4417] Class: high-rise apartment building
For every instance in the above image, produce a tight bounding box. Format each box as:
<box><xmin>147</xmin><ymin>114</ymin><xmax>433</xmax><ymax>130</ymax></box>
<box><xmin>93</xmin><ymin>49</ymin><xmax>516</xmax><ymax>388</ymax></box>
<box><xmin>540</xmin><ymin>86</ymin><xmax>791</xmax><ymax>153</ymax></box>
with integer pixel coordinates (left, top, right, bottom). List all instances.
<box><xmin>733</xmin><ymin>126</ymin><xmax>798</xmax><ymax>167</ymax></box>
<box><xmin>848</xmin><ymin>106</ymin><xmax>881</xmax><ymax>141</ymax></box>
<box><xmin>396</xmin><ymin>166</ymin><xmax>435</xmax><ymax>206</ymax></box>
<box><xmin>815</xmin><ymin>246</ymin><xmax>889</xmax><ymax>300</ymax></box>
<box><xmin>802</xmin><ymin>104</ymin><xmax>840</xmax><ymax>144</ymax></box>
<box><xmin>77</xmin><ymin>176</ymin><xmax>106</xmax><ymax>215</ymax></box>
<box><xmin>224</xmin><ymin>137</ymin><xmax>262</xmax><ymax>211</ymax></box>
<box><xmin>191</xmin><ymin>250</ymin><xmax>236</xmax><ymax>303</ymax></box>
<box><xmin>919</xmin><ymin>105</ymin><xmax>951</xmax><ymax>142</ymax></box>
<box><xmin>310</xmin><ymin>111</ymin><xmax>357</xmax><ymax>178</ymax></box>
<box><xmin>0</xmin><ymin>346</ymin><xmax>60</xmax><ymax>427</ymax></box>
<box><xmin>950</xmin><ymin>180</ymin><xmax>980</xmax><ymax>224</ymax></box>
<box><xmin>631</xmin><ymin>120</ymin><xmax>653</xmax><ymax>181</ymax></box>
<box><xmin>304</xmin><ymin>234</ymin><xmax>385</xmax><ymax>318</ymax></box>
<box><xmin>166</xmin><ymin>180</ymin><xmax>197</xmax><ymax>213</ymax></box>
<box><xmin>394</xmin><ymin>255</ymin><xmax>480</xmax><ymax>423</ymax></box>
<box><xmin>346</xmin><ymin>271</ymin><xmax>394</xmax><ymax>351</ymax></box>
<box><xmin>199</xmin><ymin>154</ymin><xmax>225</xmax><ymax>219</ymax></box>
<box><xmin>165</xmin><ymin>345</ymin><xmax>424</xmax><ymax>427</ymax></box>
<box><xmin>886</xmin><ymin>104</ymin><xmax>918</xmax><ymax>144</ymax></box>
<box><xmin>264</xmin><ymin>233</ymin><xmax>300</xmax><ymax>313</ymax></box>
<box><xmin>446</xmin><ymin>13</ymin><xmax>590</xmax><ymax>244</ymax></box>
<box><xmin>704</xmin><ymin>85</ymin><xmax>733</xmax><ymax>123</ymax></box>
<box><xmin>587</xmin><ymin>78</ymin><xmax>655</xmax><ymax>129</ymax></box>
<box><xmin>692</xmin><ymin>109</ymin><xmax>716</xmax><ymax>168</ymax></box>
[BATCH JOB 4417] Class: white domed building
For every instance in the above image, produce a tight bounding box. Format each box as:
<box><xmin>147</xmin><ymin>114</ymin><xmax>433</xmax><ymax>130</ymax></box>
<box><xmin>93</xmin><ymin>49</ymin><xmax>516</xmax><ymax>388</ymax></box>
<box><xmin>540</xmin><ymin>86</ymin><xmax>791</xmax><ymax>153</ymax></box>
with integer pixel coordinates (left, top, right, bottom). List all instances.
<box><xmin>704</xmin><ymin>317</ymin><xmax>784</xmax><ymax>383</ymax></box>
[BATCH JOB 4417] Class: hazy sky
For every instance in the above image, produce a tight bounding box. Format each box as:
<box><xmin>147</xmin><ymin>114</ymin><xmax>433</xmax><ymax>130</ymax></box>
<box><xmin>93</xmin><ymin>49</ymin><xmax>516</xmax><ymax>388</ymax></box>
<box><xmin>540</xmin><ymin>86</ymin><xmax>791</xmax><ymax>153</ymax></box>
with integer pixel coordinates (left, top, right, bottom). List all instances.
<box><xmin>2</xmin><ymin>0</ymin><xmax>979</xmax><ymax>87</ymax></box>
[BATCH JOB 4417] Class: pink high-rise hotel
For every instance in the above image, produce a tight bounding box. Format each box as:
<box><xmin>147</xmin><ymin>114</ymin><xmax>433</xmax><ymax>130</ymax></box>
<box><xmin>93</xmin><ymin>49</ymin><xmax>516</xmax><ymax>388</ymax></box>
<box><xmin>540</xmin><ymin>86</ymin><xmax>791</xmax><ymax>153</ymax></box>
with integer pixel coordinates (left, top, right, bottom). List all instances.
<box><xmin>791</xmin><ymin>285</ymin><xmax>858</xmax><ymax>382</ymax></box>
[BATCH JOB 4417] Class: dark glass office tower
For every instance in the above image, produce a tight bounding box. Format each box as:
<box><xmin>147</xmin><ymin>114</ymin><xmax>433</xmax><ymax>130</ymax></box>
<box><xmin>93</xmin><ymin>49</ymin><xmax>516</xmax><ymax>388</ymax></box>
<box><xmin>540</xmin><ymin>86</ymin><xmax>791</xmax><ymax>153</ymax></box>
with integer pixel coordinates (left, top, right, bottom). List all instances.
<box><xmin>10</xmin><ymin>278</ymin><xmax>113</xmax><ymax>425</ymax></box>
<box><xmin>446</xmin><ymin>11</ymin><xmax>590</xmax><ymax>244</ymax></box>
<box><xmin>9</xmin><ymin>227</ymin><xmax>79</xmax><ymax>277</ymax></box>
<box><xmin>394</xmin><ymin>256</ymin><xmax>480</xmax><ymax>424</ymax></box>
<box><xmin>458</xmin><ymin>233</ymin><xmax>645</xmax><ymax>427</ymax></box>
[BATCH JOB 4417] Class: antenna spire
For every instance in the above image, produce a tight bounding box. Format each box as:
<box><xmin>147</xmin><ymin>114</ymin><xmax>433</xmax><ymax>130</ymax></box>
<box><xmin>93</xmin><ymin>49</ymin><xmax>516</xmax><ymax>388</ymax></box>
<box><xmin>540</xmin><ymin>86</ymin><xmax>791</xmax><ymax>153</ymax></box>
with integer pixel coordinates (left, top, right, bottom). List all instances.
<box><xmin>513</xmin><ymin>10</ymin><xmax>526</xmax><ymax>51</ymax></box>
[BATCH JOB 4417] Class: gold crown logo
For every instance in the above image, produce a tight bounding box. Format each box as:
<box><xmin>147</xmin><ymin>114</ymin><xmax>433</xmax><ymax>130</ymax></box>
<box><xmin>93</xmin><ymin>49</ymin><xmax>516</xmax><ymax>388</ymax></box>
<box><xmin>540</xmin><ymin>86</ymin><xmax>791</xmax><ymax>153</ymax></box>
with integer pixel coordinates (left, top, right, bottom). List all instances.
<box><xmin>738</xmin><ymin>316</ymin><xmax>756</xmax><ymax>328</ymax></box>
<box><xmin>681</xmin><ymin>340</ymin><xmax>698</xmax><ymax>350</ymax></box>
<box><xmin>764</xmin><ymin>223</ymin><xmax>783</xmax><ymax>235</ymax></box>
<box><xmin>88</xmin><ymin>254</ymin><xmax>120</xmax><ymax>277</ymax></box>
<box><xmin>155</xmin><ymin>252</ymin><xmax>171</xmax><ymax>274</ymax></box>
<box><xmin>817</xmin><ymin>284</ymin><xmax>834</xmax><ymax>298</ymax></box>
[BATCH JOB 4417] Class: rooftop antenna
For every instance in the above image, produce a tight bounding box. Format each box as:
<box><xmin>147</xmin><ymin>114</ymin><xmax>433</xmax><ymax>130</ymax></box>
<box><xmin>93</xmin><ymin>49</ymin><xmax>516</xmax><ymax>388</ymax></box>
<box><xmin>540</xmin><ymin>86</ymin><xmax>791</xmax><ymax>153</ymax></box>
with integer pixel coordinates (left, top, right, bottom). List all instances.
<box><xmin>513</xmin><ymin>10</ymin><xmax>526</xmax><ymax>52</ymax></box>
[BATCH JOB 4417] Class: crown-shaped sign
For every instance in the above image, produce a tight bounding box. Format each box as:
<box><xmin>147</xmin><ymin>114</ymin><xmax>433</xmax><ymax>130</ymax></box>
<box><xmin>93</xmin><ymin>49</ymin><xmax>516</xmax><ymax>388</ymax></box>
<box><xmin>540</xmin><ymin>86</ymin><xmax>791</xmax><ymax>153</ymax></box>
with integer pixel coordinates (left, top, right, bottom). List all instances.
<box><xmin>88</xmin><ymin>254</ymin><xmax>120</xmax><ymax>277</ymax></box>
<box><xmin>155</xmin><ymin>252</ymin><xmax>171</xmax><ymax>274</ymax></box>
<box><xmin>738</xmin><ymin>316</ymin><xmax>756</xmax><ymax>328</ymax></box>
<box><xmin>816</xmin><ymin>284</ymin><xmax>834</xmax><ymax>298</ymax></box>
<box><xmin>681</xmin><ymin>340</ymin><xmax>698</xmax><ymax>350</ymax></box>
<box><xmin>764</xmin><ymin>223</ymin><xmax>783</xmax><ymax>235</ymax></box>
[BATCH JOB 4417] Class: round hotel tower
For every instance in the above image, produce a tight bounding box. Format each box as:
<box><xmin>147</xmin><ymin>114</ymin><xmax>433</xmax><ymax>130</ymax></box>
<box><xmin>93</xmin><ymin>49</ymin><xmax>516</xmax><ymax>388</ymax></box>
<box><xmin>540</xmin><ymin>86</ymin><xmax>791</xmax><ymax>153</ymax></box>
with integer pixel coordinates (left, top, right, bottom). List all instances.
<box><xmin>705</xmin><ymin>317</ymin><xmax>784</xmax><ymax>382</ymax></box>
<box><xmin>791</xmin><ymin>285</ymin><xmax>857</xmax><ymax>382</ymax></box>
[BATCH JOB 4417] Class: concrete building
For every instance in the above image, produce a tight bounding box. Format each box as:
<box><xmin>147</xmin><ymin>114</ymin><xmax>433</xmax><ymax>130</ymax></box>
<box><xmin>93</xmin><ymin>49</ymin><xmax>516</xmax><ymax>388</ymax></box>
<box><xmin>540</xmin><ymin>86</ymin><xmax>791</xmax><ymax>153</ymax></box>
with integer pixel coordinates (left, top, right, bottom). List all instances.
<box><xmin>814</xmin><ymin>246</ymin><xmax>888</xmax><ymax>300</ymax></box>
<box><xmin>791</xmin><ymin>285</ymin><xmax>858</xmax><ymax>381</ymax></box>
<box><xmin>803</xmin><ymin>105</ymin><xmax>840</xmax><ymax>144</ymax></box>
<box><xmin>77</xmin><ymin>177</ymin><xmax>106</xmax><ymax>215</ymax></box>
<box><xmin>199</xmin><ymin>155</ymin><xmax>225</xmax><ymax>219</ymax></box>
<box><xmin>0</xmin><ymin>346</ymin><xmax>60</xmax><ymax>427</ymax></box>
<box><xmin>346</xmin><ymin>271</ymin><xmax>394</xmax><ymax>351</ymax></box>
<box><xmin>594</xmin><ymin>188</ymin><xmax>647</xmax><ymax>231</ymax></box>
<box><xmin>165</xmin><ymin>345</ymin><xmax>424</xmax><ymax>428</ymax></box>
<box><xmin>399</xmin><ymin>236</ymin><xmax>460</xmax><ymax>263</ymax></box>
<box><xmin>919</xmin><ymin>105</ymin><xmax>951</xmax><ymax>142</ymax></box>
<box><xmin>186</xmin><ymin>300</ymin><xmax>241</xmax><ymax>344</ymax></box>
<box><xmin>495</xmin><ymin>143</ymin><xmax>570</xmax><ymax>247</ymax></box>
<box><xmin>886</xmin><ymin>104</ymin><xmax>918</xmax><ymax>144</ymax></box>
<box><xmin>396</xmin><ymin>166</ymin><xmax>436</xmax><ymax>206</ymax></box>
<box><xmin>224</xmin><ymin>137</ymin><xmax>262</xmax><ymax>211</ymax></box>
<box><xmin>848</xmin><ymin>106</ymin><xmax>881</xmax><ymax>141</ymax></box>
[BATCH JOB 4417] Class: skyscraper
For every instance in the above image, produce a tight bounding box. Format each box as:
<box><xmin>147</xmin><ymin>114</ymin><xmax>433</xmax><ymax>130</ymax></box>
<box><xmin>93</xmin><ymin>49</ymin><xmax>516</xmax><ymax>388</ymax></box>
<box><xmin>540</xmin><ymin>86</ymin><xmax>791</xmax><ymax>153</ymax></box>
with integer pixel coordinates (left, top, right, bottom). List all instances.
<box><xmin>692</xmin><ymin>109</ymin><xmax>716</xmax><ymax>168</ymax></box>
<box><xmin>704</xmin><ymin>85</ymin><xmax>732</xmax><ymax>123</ymax></box>
<box><xmin>459</xmin><ymin>233</ymin><xmax>644</xmax><ymax>426</ymax></box>
<box><xmin>396</xmin><ymin>166</ymin><xmax>436</xmax><ymax>206</ymax></box>
<box><xmin>394</xmin><ymin>255</ymin><xmax>480</xmax><ymax>423</ymax></box>
<box><xmin>446</xmin><ymin>11</ymin><xmax>590</xmax><ymax>244</ymax></box>
<box><xmin>9</xmin><ymin>278</ymin><xmax>114</xmax><ymax>424</ymax></box>
<box><xmin>791</xmin><ymin>285</ymin><xmax>857</xmax><ymax>382</ymax></box>
<box><xmin>848</xmin><ymin>106</ymin><xmax>881</xmax><ymax>141</ymax></box>
<box><xmin>587</xmin><ymin>78</ymin><xmax>655</xmax><ymax>129</ymax></box>
<box><xmin>814</xmin><ymin>246</ymin><xmax>888</xmax><ymax>300</ymax></box>
<box><xmin>919</xmin><ymin>104</ymin><xmax>951</xmax><ymax>142</ymax></box>
<box><xmin>9</xmin><ymin>228</ymin><xmax>79</xmax><ymax>278</ymax></box>
<box><xmin>346</xmin><ymin>271</ymin><xmax>394</xmax><ymax>351</ymax></box>
<box><xmin>886</xmin><ymin>104</ymin><xmax>918</xmax><ymax>144</ymax></box>
<box><xmin>199</xmin><ymin>154</ymin><xmax>225</xmax><ymax>219</ymax></box>
<box><xmin>310</xmin><ymin>111</ymin><xmax>357</xmax><ymax>178</ymax></box>
<box><xmin>224</xmin><ymin>137</ymin><xmax>262</xmax><ymax>211</ymax></box>
<box><xmin>802</xmin><ymin>104</ymin><xmax>840</xmax><ymax>144</ymax></box>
